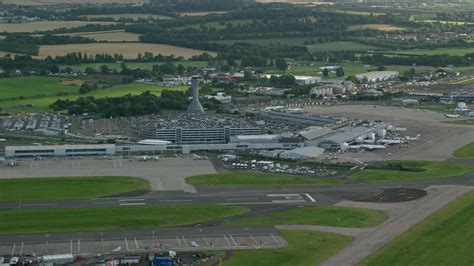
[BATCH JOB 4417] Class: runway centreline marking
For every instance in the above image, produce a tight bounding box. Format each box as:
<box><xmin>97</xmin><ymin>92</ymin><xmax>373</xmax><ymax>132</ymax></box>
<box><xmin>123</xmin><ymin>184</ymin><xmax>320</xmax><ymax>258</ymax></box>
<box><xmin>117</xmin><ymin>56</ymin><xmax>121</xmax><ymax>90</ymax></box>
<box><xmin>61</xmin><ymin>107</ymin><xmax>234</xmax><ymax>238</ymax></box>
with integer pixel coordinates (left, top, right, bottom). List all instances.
<box><xmin>271</xmin><ymin>200</ymin><xmax>306</xmax><ymax>204</ymax></box>
<box><xmin>267</xmin><ymin>194</ymin><xmax>300</xmax><ymax>197</ymax></box>
<box><xmin>92</xmin><ymin>202</ymin><xmax>116</xmax><ymax>204</ymax></box>
<box><xmin>304</xmin><ymin>193</ymin><xmax>317</xmax><ymax>202</ymax></box>
<box><xmin>118</xmin><ymin>199</ymin><xmax>145</xmax><ymax>202</ymax></box>
<box><xmin>227</xmin><ymin>198</ymin><xmax>260</xmax><ymax>201</ymax></box>
<box><xmin>119</xmin><ymin>203</ymin><xmax>146</xmax><ymax>206</ymax></box>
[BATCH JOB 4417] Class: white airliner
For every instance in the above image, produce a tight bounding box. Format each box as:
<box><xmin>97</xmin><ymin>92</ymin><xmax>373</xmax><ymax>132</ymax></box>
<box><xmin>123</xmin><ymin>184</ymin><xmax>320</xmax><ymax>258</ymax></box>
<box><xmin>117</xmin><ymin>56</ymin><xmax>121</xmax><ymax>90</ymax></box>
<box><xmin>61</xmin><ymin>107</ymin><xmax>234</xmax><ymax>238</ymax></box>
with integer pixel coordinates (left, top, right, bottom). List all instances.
<box><xmin>404</xmin><ymin>134</ymin><xmax>421</xmax><ymax>141</ymax></box>
<box><xmin>379</xmin><ymin>139</ymin><xmax>407</xmax><ymax>145</ymax></box>
<box><xmin>445</xmin><ymin>114</ymin><xmax>460</xmax><ymax>118</ymax></box>
<box><xmin>349</xmin><ymin>144</ymin><xmax>387</xmax><ymax>150</ymax></box>
<box><xmin>137</xmin><ymin>139</ymin><xmax>172</xmax><ymax>145</ymax></box>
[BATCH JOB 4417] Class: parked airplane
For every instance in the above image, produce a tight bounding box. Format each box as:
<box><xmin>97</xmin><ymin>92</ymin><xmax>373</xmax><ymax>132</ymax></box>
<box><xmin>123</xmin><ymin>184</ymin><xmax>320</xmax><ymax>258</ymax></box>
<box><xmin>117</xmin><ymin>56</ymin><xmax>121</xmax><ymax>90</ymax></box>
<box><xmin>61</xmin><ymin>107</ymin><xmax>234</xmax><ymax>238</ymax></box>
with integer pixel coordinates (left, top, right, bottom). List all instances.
<box><xmin>379</xmin><ymin>139</ymin><xmax>407</xmax><ymax>145</ymax></box>
<box><xmin>445</xmin><ymin>114</ymin><xmax>460</xmax><ymax>118</ymax></box>
<box><xmin>349</xmin><ymin>144</ymin><xmax>387</xmax><ymax>150</ymax></box>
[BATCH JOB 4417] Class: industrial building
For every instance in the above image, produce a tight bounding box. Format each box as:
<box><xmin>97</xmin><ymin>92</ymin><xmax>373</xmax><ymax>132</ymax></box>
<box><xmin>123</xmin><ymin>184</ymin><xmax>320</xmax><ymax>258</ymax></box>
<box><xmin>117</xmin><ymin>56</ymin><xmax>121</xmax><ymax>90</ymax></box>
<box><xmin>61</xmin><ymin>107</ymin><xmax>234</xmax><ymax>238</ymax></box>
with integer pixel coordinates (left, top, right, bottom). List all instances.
<box><xmin>356</xmin><ymin>71</ymin><xmax>399</xmax><ymax>83</ymax></box>
<box><xmin>261</xmin><ymin>111</ymin><xmax>346</xmax><ymax>126</ymax></box>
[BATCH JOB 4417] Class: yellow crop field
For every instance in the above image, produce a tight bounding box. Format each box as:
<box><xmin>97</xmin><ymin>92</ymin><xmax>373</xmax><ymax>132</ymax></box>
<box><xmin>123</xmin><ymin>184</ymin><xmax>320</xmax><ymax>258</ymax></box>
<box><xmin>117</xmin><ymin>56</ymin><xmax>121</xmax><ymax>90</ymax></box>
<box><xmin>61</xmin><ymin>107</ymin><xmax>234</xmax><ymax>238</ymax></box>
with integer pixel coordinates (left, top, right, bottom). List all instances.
<box><xmin>37</xmin><ymin>43</ymin><xmax>216</xmax><ymax>59</ymax></box>
<box><xmin>347</xmin><ymin>24</ymin><xmax>406</xmax><ymax>31</ymax></box>
<box><xmin>0</xmin><ymin>21</ymin><xmax>117</xmax><ymax>33</ymax></box>
<box><xmin>66</xmin><ymin>31</ymin><xmax>141</xmax><ymax>42</ymax></box>
<box><xmin>85</xmin><ymin>14</ymin><xmax>172</xmax><ymax>21</ymax></box>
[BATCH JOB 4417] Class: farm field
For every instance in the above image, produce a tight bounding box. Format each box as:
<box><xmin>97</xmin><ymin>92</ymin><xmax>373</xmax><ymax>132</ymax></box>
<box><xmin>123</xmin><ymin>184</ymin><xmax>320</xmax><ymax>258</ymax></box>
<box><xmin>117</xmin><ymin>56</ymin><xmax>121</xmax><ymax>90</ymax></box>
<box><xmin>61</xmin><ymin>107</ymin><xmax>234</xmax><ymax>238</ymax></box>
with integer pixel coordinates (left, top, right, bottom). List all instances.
<box><xmin>350</xmin><ymin>161</ymin><xmax>474</xmax><ymax>183</ymax></box>
<box><xmin>359</xmin><ymin>191</ymin><xmax>474</xmax><ymax>266</ymax></box>
<box><xmin>453</xmin><ymin>142</ymin><xmax>474</xmax><ymax>158</ymax></box>
<box><xmin>0</xmin><ymin>21</ymin><xmax>116</xmax><ymax>33</ymax></box>
<box><xmin>65</xmin><ymin>30</ymin><xmax>141</xmax><ymax>42</ymax></box>
<box><xmin>223</xmin><ymin>230</ymin><xmax>351</xmax><ymax>266</ymax></box>
<box><xmin>59</xmin><ymin>60</ymin><xmax>208</xmax><ymax>72</ymax></box>
<box><xmin>85</xmin><ymin>13</ymin><xmax>172</xmax><ymax>21</ymax></box>
<box><xmin>177</xmin><ymin>19</ymin><xmax>254</xmax><ymax>30</ymax></box>
<box><xmin>37</xmin><ymin>43</ymin><xmax>216</xmax><ymax>59</ymax></box>
<box><xmin>421</xmin><ymin>20</ymin><xmax>474</xmax><ymax>25</ymax></box>
<box><xmin>306</xmin><ymin>41</ymin><xmax>381</xmax><ymax>52</ymax></box>
<box><xmin>186</xmin><ymin>170</ymin><xmax>342</xmax><ymax>186</ymax></box>
<box><xmin>347</xmin><ymin>24</ymin><xmax>406</xmax><ymax>31</ymax></box>
<box><xmin>0</xmin><ymin>76</ymin><xmax>78</xmax><ymax>101</ymax></box>
<box><xmin>223</xmin><ymin>205</ymin><xmax>385</xmax><ymax>228</ymax></box>
<box><xmin>0</xmin><ymin>78</ymin><xmax>189</xmax><ymax>111</ymax></box>
<box><xmin>1</xmin><ymin>0</ymin><xmax>146</xmax><ymax>5</ymax></box>
<box><xmin>215</xmin><ymin>37</ymin><xmax>321</xmax><ymax>46</ymax></box>
<box><xmin>0</xmin><ymin>176</ymin><xmax>149</xmax><ymax>201</ymax></box>
<box><xmin>179</xmin><ymin>11</ymin><xmax>228</xmax><ymax>16</ymax></box>
<box><xmin>0</xmin><ymin>205</ymin><xmax>248</xmax><ymax>234</ymax></box>
<box><xmin>391</xmin><ymin>47</ymin><xmax>474</xmax><ymax>56</ymax></box>
<box><xmin>334</xmin><ymin>10</ymin><xmax>385</xmax><ymax>16</ymax></box>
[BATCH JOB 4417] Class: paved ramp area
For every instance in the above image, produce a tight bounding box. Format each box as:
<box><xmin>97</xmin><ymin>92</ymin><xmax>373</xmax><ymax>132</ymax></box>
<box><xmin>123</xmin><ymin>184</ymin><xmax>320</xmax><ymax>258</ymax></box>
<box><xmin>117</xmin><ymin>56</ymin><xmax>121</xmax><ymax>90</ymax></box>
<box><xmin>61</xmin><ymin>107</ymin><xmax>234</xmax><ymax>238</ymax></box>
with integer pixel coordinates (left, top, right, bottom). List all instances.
<box><xmin>320</xmin><ymin>185</ymin><xmax>474</xmax><ymax>266</ymax></box>
<box><xmin>0</xmin><ymin>157</ymin><xmax>216</xmax><ymax>193</ymax></box>
<box><xmin>0</xmin><ymin>227</ymin><xmax>286</xmax><ymax>257</ymax></box>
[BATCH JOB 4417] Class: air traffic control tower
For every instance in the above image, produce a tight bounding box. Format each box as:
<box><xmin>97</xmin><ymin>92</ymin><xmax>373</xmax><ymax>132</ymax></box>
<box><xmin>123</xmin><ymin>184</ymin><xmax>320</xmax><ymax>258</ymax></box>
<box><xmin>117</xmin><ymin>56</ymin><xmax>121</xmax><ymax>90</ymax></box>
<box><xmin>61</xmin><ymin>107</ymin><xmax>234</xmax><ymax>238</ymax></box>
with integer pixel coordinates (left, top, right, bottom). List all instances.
<box><xmin>187</xmin><ymin>76</ymin><xmax>205</xmax><ymax>114</ymax></box>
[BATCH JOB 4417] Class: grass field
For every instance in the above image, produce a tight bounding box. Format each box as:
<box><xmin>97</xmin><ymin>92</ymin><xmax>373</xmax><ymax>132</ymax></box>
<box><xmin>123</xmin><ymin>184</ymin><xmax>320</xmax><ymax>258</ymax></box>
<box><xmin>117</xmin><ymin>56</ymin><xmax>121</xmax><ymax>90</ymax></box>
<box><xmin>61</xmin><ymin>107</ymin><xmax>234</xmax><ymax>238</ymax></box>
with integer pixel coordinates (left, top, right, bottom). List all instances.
<box><xmin>37</xmin><ymin>43</ymin><xmax>216</xmax><ymax>59</ymax></box>
<box><xmin>392</xmin><ymin>47</ymin><xmax>474</xmax><ymax>56</ymax></box>
<box><xmin>0</xmin><ymin>77</ymin><xmax>189</xmax><ymax>111</ymax></box>
<box><xmin>0</xmin><ymin>205</ymin><xmax>248</xmax><ymax>234</ymax></box>
<box><xmin>347</xmin><ymin>24</ymin><xmax>406</xmax><ymax>31</ymax></box>
<box><xmin>350</xmin><ymin>161</ymin><xmax>474</xmax><ymax>183</ymax></box>
<box><xmin>411</xmin><ymin>102</ymin><xmax>455</xmax><ymax>114</ymax></box>
<box><xmin>453</xmin><ymin>142</ymin><xmax>474</xmax><ymax>158</ymax></box>
<box><xmin>0</xmin><ymin>76</ymin><xmax>78</xmax><ymax>101</ymax></box>
<box><xmin>179</xmin><ymin>11</ymin><xmax>228</xmax><ymax>17</ymax></box>
<box><xmin>186</xmin><ymin>170</ymin><xmax>341</xmax><ymax>186</ymax></box>
<box><xmin>66</xmin><ymin>30</ymin><xmax>141</xmax><ymax>42</ymax></box>
<box><xmin>85</xmin><ymin>14</ymin><xmax>172</xmax><ymax>21</ymax></box>
<box><xmin>0</xmin><ymin>21</ymin><xmax>116</xmax><ymax>33</ymax></box>
<box><xmin>0</xmin><ymin>176</ymin><xmax>149</xmax><ymax>201</ymax></box>
<box><xmin>443</xmin><ymin>119</ymin><xmax>474</xmax><ymax>126</ymax></box>
<box><xmin>334</xmin><ymin>10</ymin><xmax>385</xmax><ymax>16</ymax></box>
<box><xmin>358</xmin><ymin>191</ymin><xmax>474</xmax><ymax>266</ymax></box>
<box><xmin>223</xmin><ymin>230</ymin><xmax>351</xmax><ymax>266</ymax></box>
<box><xmin>306</xmin><ymin>41</ymin><xmax>381</xmax><ymax>52</ymax></box>
<box><xmin>223</xmin><ymin>205</ymin><xmax>385</xmax><ymax>228</ymax></box>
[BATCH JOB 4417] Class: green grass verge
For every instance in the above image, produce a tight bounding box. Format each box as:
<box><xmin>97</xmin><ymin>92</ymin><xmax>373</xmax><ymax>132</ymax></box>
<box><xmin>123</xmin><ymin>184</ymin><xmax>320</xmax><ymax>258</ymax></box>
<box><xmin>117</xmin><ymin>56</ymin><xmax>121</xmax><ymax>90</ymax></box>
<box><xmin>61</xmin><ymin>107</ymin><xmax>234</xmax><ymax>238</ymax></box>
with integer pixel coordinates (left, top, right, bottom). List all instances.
<box><xmin>391</xmin><ymin>47</ymin><xmax>474</xmax><ymax>56</ymax></box>
<box><xmin>350</xmin><ymin>161</ymin><xmax>474</xmax><ymax>183</ymax></box>
<box><xmin>222</xmin><ymin>230</ymin><xmax>352</xmax><ymax>266</ymax></box>
<box><xmin>453</xmin><ymin>142</ymin><xmax>474</xmax><ymax>158</ymax></box>
<box><xmin>223</xmin><ymin>205</ymin><xmax>385</xmax><ymax>228</ymax></box>
<box><xmin>186</xmin><ymin>170</ymin><xmax>341</xmax><ymax>186</ymax></box>
<box><xmin>0</xmin><ymin>76</ymin><xmax>78</xmax><ymax>101</ymax></box>
<box><xmin>0</xmin><ymin>78</ymin><xmax>188</xmax><ymax>111</ymax></box>
<box><xmin>306</xmin><ymin>41</ymin><xmax>380</xmax><ymax>53</ymax></box>
<box><xmin>358</xmin><ymin>191</ymin><xmax>474</xmax><ymax>266</ymax></box>
<box><xmin>0</xmin><ymin>205</ymin><xmax>248</xmax><ymax>234</ymax></box>
<box><xmin>0</xmin><ymin>176</ymin><xmax>149</xmax><ymax>201</ymax></box>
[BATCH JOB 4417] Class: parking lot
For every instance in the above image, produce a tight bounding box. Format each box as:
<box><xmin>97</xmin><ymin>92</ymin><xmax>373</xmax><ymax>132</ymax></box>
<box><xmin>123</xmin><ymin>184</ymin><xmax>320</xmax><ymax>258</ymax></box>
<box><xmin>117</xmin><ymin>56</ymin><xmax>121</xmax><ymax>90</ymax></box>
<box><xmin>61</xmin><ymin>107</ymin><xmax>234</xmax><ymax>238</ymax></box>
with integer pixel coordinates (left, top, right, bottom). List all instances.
<box><xmin>0</xmin><ymin>227</ymin><xmax>287</xmax><ymax>257</ymax></box>
<box><xmin>0</xmin><ymin>157</ymin><xmax>216</xmax><ymax>193</ymax></box>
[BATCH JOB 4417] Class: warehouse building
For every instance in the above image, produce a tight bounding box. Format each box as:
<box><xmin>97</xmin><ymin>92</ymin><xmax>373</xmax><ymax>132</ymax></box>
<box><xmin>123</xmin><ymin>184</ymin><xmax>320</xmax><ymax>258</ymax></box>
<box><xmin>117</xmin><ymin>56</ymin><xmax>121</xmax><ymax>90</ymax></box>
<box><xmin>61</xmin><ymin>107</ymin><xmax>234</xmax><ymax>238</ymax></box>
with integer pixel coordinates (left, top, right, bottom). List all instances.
<box><xmin>356</xmin><ymin>71</ymin><xmax>399</xmax><ymax>83</ymax></box>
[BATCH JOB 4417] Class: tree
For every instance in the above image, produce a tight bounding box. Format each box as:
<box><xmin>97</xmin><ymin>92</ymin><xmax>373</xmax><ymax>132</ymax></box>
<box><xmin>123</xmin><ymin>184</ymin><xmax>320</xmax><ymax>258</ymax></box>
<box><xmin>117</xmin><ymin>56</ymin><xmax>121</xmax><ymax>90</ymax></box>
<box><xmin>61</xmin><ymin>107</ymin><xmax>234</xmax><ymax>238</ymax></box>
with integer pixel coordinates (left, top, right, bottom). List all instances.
<box><xmin>275</xmin><ymin>58</ymin><xmax>288</xmax><ymax>71</ymax></box>
<box><xmin>50</xmin><ymin>64</ymin><xmax>60</xmax><ymax>74</ymax></box>
<box><xmin>323</xmin><ymin>68</ymin><xmax>329</xmax><ymax>77</ymax></box>
<box><xmin>100</xmin><ymin>65</ymin><xmax>110</xmax><ymax>74</ymax></box>
<box><xmin>377</xmin><ymin>65</ymin><xmax>387</xmax><ymax>71</ymax></box>
<box><xmin>336</xmin><ymin>67</ymin><xmax>345</xmax><ymax>77</ymax></box>
<box><xmin>177</xmin><ymin>64</ymin><xmax>185</xmax><ymax>75</ymax></box>
<box><xmin>85</xmin><ymin>67</ymin><xmax>96</xmax><ymax>75</ymax></box>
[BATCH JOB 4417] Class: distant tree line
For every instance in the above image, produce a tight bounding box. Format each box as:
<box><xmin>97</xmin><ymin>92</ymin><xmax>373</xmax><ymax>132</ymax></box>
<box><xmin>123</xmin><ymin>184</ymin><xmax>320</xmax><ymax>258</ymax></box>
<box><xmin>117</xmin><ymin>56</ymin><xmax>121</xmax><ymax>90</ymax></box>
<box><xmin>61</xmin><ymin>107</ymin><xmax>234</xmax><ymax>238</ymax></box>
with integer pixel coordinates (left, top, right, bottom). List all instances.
<box><xmin>0</xmin><ymin>34</ymin><xmax>94</xmax><ymax>55</ymax></box>
<box><xmin>50</xmin><ymin>91</ymin><xmax>189</xmax><ymax>117</ymax></box>
<box><xmin>360</xmin><ymin>53</ymin><xmax>473</xmax><ymax>67</ymax></box>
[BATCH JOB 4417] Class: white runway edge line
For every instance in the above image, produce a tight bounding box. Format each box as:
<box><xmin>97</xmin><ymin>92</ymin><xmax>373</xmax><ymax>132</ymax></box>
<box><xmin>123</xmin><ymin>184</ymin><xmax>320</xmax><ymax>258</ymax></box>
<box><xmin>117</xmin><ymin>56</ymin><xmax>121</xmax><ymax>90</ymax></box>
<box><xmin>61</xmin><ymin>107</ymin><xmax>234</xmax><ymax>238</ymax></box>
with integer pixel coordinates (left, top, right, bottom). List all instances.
<box><xmin>304</xmin><ymin>193</ymin><xmax>317</xmax><ymax>202</ymax></box>
<box><xmin>119</xmin><ymin>203</ymin><xmax>146</xmax><ymax>206</ymax></box>
<box><xmin>118</xmin><ymin>199</ymin><xmax>145</xmax><ymax>202</ymax></box>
